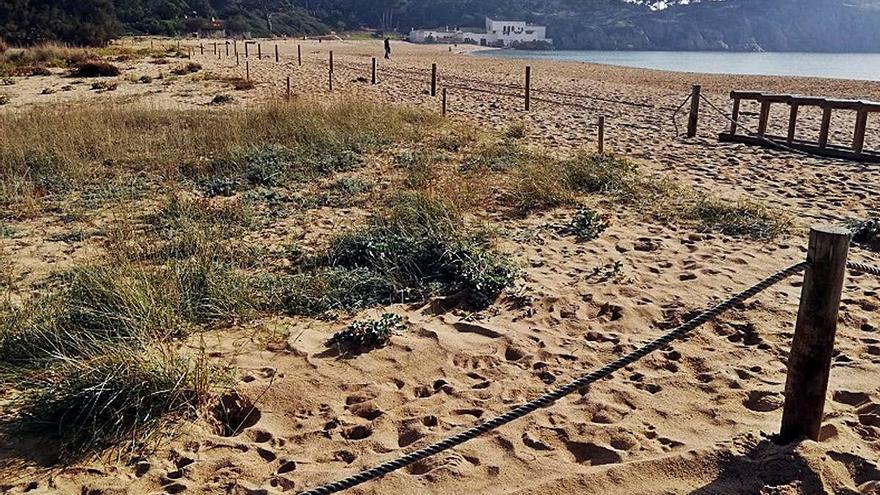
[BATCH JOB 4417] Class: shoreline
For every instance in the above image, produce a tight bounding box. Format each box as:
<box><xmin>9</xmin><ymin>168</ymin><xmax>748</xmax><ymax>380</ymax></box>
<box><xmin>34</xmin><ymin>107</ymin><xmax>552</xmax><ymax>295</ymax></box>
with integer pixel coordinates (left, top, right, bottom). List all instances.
<box><xmin>467</xmin><ymin>47</ymin><xmax>880</xmax><ymax>82</ymax></box>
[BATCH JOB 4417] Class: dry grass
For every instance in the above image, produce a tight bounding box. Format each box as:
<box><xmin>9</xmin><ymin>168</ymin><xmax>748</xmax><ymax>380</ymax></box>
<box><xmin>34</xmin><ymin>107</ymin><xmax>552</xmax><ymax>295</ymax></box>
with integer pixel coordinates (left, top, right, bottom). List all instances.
<box><xmin>0</xmin><ymin>99</ymin><xmax>440</xmax><ymax>217</ymax></box>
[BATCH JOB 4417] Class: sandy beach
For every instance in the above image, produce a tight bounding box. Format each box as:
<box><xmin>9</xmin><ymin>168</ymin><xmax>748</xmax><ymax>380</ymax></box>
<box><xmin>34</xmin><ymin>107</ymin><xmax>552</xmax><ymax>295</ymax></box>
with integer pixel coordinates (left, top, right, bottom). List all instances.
<box><xmin>0</xmin><ymin>39</ymin><xmax>878</xmax><ymax>495</ymax></box>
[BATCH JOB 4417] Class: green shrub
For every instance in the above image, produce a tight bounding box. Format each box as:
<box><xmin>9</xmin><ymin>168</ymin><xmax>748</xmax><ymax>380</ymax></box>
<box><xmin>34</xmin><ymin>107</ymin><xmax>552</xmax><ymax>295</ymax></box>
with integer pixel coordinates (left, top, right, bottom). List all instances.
<box><xmin>259</xmin><ymin>267</ymin><xmax>394</xmax><ymax>317</ymax></box>
<box><xmin>70</xmin><ymin>60</ymin><xmax>120</xmax><ymax>78</ymax></box>
<box><xmin>211</xmin><ymin>94</ymin><xmax>233</xmax><ymax>105</ymax></box>
<box><xmin>171</xmin><ymin>62</ymin><xmax>202</xmax><ymax>75</ymax></box>
<box><xmin>849</xmin><ymin>218</ymin><xmax>880</xmax><ymax>251</ymax></box>
<box><xmin>560</xmin><ymin>208</ymin><xmax>610</xmax><ymax>241</ymax></box>
<box><xmin>324</xmin><ymin>192</ymin><xmax>515</xmax><ymax>309</ymax></box>
<box><xmin>327</xmin><ymin>313</ymin><xmax>405</xmax><ymax>354</ymax></box>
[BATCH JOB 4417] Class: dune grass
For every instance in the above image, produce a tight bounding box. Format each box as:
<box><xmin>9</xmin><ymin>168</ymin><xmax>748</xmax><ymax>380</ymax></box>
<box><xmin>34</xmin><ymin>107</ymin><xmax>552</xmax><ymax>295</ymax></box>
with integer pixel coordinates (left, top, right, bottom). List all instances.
<box><xmin>0</xmin><ymin>99</ymin><xmax>438</xmax><ymax>217</ymax></box>
<box><xmin>263</xmin><ymin>192</ymin><xmax>517</xmax><ymax>316</ymax></box>
<box><xmin>503</xmin><ymin>150</ymin><xmax>791</xmax><ymax>239</ymax></box>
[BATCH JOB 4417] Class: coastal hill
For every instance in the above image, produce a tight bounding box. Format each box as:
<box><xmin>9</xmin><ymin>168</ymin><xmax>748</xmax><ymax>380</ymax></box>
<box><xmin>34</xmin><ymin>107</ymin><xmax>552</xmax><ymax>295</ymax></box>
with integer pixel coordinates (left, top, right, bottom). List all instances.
<box><xmin>1</xmin><ymin>0</ymin><xmax>879</xmax><ymax>51</ymax></box>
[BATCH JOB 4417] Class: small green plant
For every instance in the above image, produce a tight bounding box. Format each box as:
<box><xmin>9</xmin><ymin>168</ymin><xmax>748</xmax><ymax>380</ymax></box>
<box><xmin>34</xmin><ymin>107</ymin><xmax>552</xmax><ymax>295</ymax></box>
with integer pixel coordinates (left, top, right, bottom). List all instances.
<box><xmin>560</xmin><ymin>208</ymin><xmax>610</xmax><ymax>241</ymax></box>
<box><xmin>327</xmin><ymin>313</ymin><xmax>405</xmax><ymax>354</ymax></box>
<box><xmin>588</xmin><ymin>260</ymin><xmax>625</xmax><ymax>282</ymax></box>
<box><xmin>318</xmin><ymin>177</ymin><xmax>373</xmax><ymax>207</ymax></box>
<box><xmin>849</xmin><ymin>218</ymin><xmax>880</xmax><ymax>251</ymax></box>
<box><xmin>91</xmin><ymin>80</ymin><xmax>118</xmax><ymax>92</ymax></box>
<box><xmin>171</xmin><ymin>62</ymin><xmax>202</xmax><ymax>75</ymax></box>
<box><xmin>211</xmin><ymin>94</ymin><xmax>233</xmax><ymax>105</ymax></box>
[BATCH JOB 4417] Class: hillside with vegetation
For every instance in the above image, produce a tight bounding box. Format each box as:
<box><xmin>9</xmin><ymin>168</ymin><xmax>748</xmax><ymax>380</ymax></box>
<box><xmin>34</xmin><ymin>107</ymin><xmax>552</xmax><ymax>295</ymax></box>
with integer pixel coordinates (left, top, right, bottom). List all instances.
<box><xmin>1</xmin><ymin>0</ymin><xmax>879</xmax><ymax>51</ymax></box>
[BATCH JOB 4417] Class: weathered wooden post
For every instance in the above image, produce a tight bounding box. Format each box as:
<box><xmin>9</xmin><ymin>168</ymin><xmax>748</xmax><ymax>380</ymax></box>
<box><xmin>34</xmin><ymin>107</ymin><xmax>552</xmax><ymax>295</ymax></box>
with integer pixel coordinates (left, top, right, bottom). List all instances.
<box><xmin>286</xmin><ymin>76</ymin><xmax>291</xmax><ymax>100</ymax></box>
<box><xmin>245</xmin><ymin>42</ymin><xmax>249</xmax><ymax>59</ymax></box>
<box><xmin>757</xmin><ymin>98</ymin><xmax>771</xmax><ymax>137</ymax></box>
<box><xmin>687</xmin><ymin>84</ymin><xmax>701</xmax><ymax>138</ymax></box>
<box><xmin>298</xmin><ymin>44</ymin><xmax>302</xmax><ymax>66</ymax></box>
<box><xmin>442</xmin><ymin>88</ymin><xmax>447</xmax><ymax>116</ymax></box>
<box><xmin>779</xmin><ymin>225</ymin><xmax>850</xmax><ymax>443</ymax></box>
<box><xmin>275</xmin><ymin>44</ymin><xmax>280</xmax><ymax>63</ymax></box>
<box><xmin>431</xmin><ymin>63</ymin><xmax>437</xmax><ymax>97</ymax></box>
<box><xmin>234</xmin><ymin>39</ymin><xmax>238</xmax><ymax>56</ymax></box>
<box><xmin>258</xmin><ymin>43</ymin><xmax>262</xmax><ymax>60</ymax></box>
<box><xmin>177</xmin><ymin>39</ymin><xmax>181</xmax><ymax>50</ymax></box>
<box><xmin>598</xmin><ymin>115</ymin><xmax>605</xmax><ymax>154</ymax></box>
<box><xmin>819</xmin><ymin>105</ymin><xmax>833</xmax><ymax>149</ymax></box>
<box><xmin>225</xmin><ymin>41</ymin><xmax>229</xmax><ymax>57</ymax></box>
<box><xmin>730</xmin><ymin>93</ymin><xmax>741</xmax><ymax>135</ymax></box>
<box><xmin>213</xmin><ymin>42</ymin><xmax>217</xmax><ymax>55</ymax></box>
<box><xmin>371</xmin><ymin>57</ymin><xmax>377</xmax><ymax>85</ymax></box>
<box><xmin>246</xmin><ymin>61</ymin><xmax>250</xmax><ymax>81</ymax></box>
<box><xmin>329</xmin><ymin>67</ymin><xmax>333</xmax><ymax>92</ymax></box>
<box><xmin>525</xmin><ymin>66</ymin><xmax>531</xmax><ymax>112</ymax></box>
<box><xmin>853</xmin><ymin>104</ymin><xmax>868</xmax><ymax>154</ymax></box>
<box><xmin>200</xmin><ymin>43</ymin><xmax>204</xmax><ymax>55</ymax></box>
<box><xmin>151</xmin><ymin>40</ymin><xmax>154</xmax><ymax>50</ymax></box>
<box><xmin>329</xmin><ymin>50</ymin><xmax>334</xmax><ymax>73</ymax></box>
<box><xmin>236</xmin><ymin>53</ymin><xmax>240</xmax><ymax>66</ymax></box>
<box><xmin>787</xmin><ymin>102</ymin><xmax>800</xmax><ymax>144</ymax></box>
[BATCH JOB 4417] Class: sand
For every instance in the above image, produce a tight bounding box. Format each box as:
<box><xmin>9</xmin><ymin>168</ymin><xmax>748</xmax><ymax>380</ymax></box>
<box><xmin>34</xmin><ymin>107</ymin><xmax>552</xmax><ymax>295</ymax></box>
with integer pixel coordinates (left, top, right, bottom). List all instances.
<box><xmin>1</xmin><ymin>39</ymin><xmax>879</xmax><ymax>494</ymax></box>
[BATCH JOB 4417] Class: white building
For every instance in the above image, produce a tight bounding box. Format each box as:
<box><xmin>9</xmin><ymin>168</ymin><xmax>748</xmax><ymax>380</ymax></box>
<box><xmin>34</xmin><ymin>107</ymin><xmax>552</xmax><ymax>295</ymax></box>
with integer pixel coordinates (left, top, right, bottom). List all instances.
<box><xmin>409</xmin><ymin>17</ymin><xmax>551</xmax><ymax>47</ymax></box>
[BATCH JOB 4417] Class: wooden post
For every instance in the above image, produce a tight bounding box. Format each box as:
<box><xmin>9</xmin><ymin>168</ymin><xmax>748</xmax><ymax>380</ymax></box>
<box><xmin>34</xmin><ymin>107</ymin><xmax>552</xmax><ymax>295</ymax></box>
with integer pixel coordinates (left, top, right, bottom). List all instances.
<box><xmin>431</xmin><ymin>63</ymin><xmax>437</xmax><ymax>97</ymax></box>
<box><xmin>853</xmin><ymin>107</ymin><xmax>868</xmax><ymax>154</ymax></box>
<box><xmin>757</xmin><ymin>100</ymin><xmax>771</xmax><ymax>137</ymax></box>
<box><xmin>442</xmin><ymin>88</ymin><xmax>447</xmax><ymax>116</ymax></box>
<box><xmin>779</xmin><ymin>225</ymin><xmax>851</xmax><ymax>443</ymax></box>
<box><xmin>329</xmin><ymin>68</ymin><xmax>333</xmax><ymax>92</ymax></box>
<box><xmin>246</xmin><ymin>61</ymin><xmax>250</xmax><ymax>81</ymax></box>
<box><xmin>236</xmin><ymin>53</ymin><xmax>240</xmax><ymax>66</ymax></box>
<box><xmin>687</xmin><ymin>84</ymin><xmax>701</xmax><ymax>138</ymax></box>
<box><xmin>200</xmin><ymin>43</ymin><xmax>204</xmax><ymax>56</ymax></box>
<box><xmin>213</xmin><ymin>42</ymin><xmax>217</xmax><ymax>55</ymax></box>
<box><xmin>787</xmin><ymin>103</ymin><xmax>800</xmax><ymax>144</ymax></box>
<box><xmin>234</xmin><ymin>40</ymin><xmax>238</xmax><ymax>56</ymax></box>
<box><xmin>225</xmin><ymin>41</ymin><xmax>229</xmax><ymax>57</ymax></box>
<box><xmin>819</xmin><ymin>106</ymin><xmax>833</xmax><ymax>149</ymax></box>
<box><xmin>525</xmin><ymin>66</ymin><xmax>531</xmax><ymax>112</ymax></box>
<box><xmin>177</xmin><ymin>40</ymin><xmax>180</xmax><ymax>50</ymax></box>
<box><xmin>245</xmin><ymin>43</ymin><xmax>249</xmax><ymax>59</ymax></box>
<box><xmin>275</xmin><ymin>44</ymin><xmax>280</xmax><ymax>63</ymax></box>
<box><xmin>598</xmin><ymin>115</ymin><xmax>605</xmax><ymax>154</ymax></box>
<box><xmin>371</xmin><ymin>57</ymin><xmax>377</xmax><ymax>85</ymax></box>
<box><xmin>258</xmin><ymin>43</ymin><xmax>262</xmax><ymax>60</ymax></box>
<box><xmin>151</xmin><ymin>40</ymin><xmax>154</xmax><ymax>50</ymax></box>
<box><xmin>329</xmin><ymin>50</ymin><xmax>334</xmax><ymax>73</ymax></box>
<box><xmin>286</xmin><ymin>76</ymin><xmax>291</xmax><ymax>100</ymax></box>
<box><xmin>730</xmin><ymin>96</ymin><xmax>741</xmax><ymax>135</ymax></box>
<box><xmin>298</xmin><ymin>44</ymin><xmax>302</xmax><ymax>66</ymax></box>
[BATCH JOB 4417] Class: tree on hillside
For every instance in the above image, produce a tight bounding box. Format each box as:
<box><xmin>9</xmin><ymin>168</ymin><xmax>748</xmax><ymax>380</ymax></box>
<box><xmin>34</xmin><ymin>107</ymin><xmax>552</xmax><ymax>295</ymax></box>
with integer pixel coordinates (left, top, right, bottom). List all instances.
<box><xmin>0</xmin><ymin>0</ymin><xmax>120</xmax><ymax>45</ymax></box>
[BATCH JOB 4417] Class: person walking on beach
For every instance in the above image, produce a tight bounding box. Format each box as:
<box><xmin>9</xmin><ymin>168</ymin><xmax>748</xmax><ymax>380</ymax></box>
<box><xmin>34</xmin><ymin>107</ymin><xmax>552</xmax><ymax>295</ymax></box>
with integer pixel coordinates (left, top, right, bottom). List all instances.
<box><xmin>384</xmin><ymin>38</ymin><xmax>392</xmax><ymax>60</ymax></box>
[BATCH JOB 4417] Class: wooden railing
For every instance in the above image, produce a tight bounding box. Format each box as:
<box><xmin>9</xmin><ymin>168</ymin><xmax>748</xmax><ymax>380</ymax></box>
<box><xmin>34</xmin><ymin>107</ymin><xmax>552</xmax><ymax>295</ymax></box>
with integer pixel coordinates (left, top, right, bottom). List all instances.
<box><xmin>719</xmin><ymin>91</ymin><xmax>880</xmax><ymax>163</ymax></box>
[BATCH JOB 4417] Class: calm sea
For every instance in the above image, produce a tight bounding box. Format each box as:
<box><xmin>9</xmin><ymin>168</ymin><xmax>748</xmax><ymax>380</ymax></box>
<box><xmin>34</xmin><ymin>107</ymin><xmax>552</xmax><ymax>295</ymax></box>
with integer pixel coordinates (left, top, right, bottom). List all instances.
<box><xmin>472</xmin><ymin>50</ymin><xmax>880</xmax><ymax>81</ymax></box>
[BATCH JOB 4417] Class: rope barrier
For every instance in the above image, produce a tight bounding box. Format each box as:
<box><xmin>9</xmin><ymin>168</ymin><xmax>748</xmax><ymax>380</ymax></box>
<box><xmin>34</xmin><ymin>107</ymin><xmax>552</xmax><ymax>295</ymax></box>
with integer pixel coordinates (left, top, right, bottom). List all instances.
<box><xmin>297</xmin><ymin>261</ymin><xmax>808</xmax><ymax>495</ymax></box>
<box><xmin>847</xmin><ymin>261</ymin><xmax>880</xmax><ymax>277</ymax></box>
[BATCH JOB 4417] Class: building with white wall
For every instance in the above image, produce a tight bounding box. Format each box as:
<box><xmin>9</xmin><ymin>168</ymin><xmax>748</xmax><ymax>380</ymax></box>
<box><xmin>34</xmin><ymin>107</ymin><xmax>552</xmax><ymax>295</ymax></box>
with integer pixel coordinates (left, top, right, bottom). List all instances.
<box><xmin>408</xmin><ymin>17</ymin><xmax>551</xmax><ymax>47</ymax></box>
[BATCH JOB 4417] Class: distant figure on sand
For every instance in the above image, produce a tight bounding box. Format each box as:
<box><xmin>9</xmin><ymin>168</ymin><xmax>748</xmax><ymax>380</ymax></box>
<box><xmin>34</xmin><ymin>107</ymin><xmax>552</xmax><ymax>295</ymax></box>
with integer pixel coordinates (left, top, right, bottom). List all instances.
<box><xmin>384</xmin><ymin>38</ymin><xmax>392</xmax><ymax>60</ymax></box>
